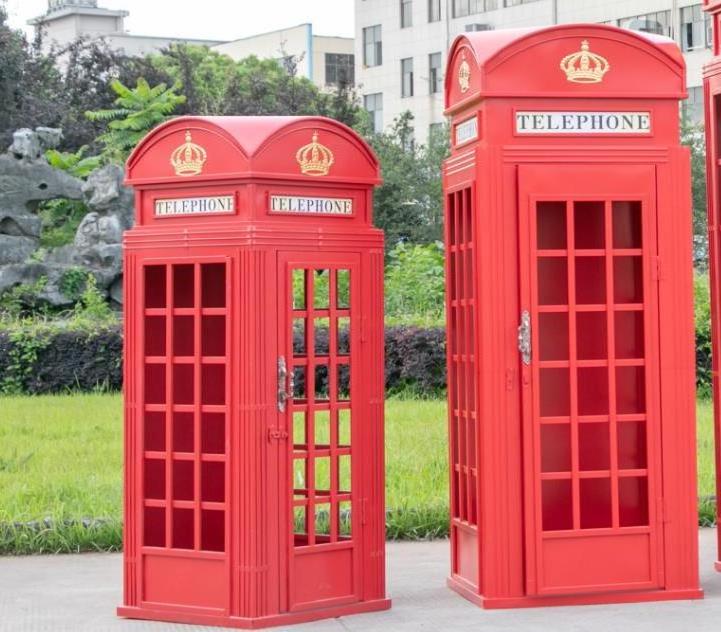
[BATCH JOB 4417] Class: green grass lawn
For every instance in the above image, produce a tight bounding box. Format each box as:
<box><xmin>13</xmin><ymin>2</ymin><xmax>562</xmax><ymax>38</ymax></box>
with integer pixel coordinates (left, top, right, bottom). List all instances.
<box><xmin>0</xmin><ymin>394</ymin><xmax>715</xmax><ymax>553</ymax></box>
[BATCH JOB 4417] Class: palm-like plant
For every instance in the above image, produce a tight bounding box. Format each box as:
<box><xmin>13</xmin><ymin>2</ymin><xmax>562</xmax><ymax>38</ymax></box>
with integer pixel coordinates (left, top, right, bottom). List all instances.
<box><xmin>86</xmin><ymin>78</ymin><xmax>186</xmax><ymax>162</ymax></box>
<box><xmin>45</xmin><ymin>145</ymin><xmax>102</xmax><ymax>178</ymax></box>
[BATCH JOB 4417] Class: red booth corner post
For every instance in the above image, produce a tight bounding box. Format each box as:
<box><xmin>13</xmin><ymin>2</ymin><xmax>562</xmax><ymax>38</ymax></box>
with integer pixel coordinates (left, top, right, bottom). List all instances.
<box><xmin>703</xmin><ymin>0</ymin><xmax>721</xmax><ymax>573</ymax></box>
<box><xmin>443</xmin><ymin>24</ymin><xmax>702</xmax><ymax>608</ymax></box>
<box><xmin>118</xmin><ymin>116</ymin><xmax>390</xmax><ymax>629</ymax></box>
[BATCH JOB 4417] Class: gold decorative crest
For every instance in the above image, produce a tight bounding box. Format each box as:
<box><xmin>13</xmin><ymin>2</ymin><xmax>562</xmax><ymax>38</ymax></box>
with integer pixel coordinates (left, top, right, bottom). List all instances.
<box><xmin>296</xmin><ymin>131</ymin><xmax>334</xmax><ymax>177</ymax></box>
<box><xmin>458</xmin><ymin>53</ymin><xmax>471</xmax><ymax>93</ymax></box>
<box><xmin>170</xmin><ymin>131</ymin><xmax>207</xmax><ymax>177</ymax></box>
<box><xmin>560</xmin><ymin>40</ymin><xmax>610</xmax><ymax>84</ymax></box>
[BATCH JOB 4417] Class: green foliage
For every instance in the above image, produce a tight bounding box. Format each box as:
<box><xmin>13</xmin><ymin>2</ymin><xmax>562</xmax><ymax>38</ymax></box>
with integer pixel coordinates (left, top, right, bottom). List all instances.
<box><xmin>385</xmin><ymin>242</ymin><xmax>446</xmax><ymax>325</ymax></box>
<box><xmin>86</xmin><ymin>78</ymin><xmax>186</xmax><ymax>162</ymax></box>
<box><xmin>695</xmin><ymin>273</ymin><xmax>712</xmax><ymax>397</ymax></box>
<box><xmin>0</xmin><ymin>277</ymin><xmax>48</xmax><ymax>318</ymax></box>
<box><xmin>142</xmin><ymin>44</ymin><xmax>365</xmax><ymax>128</ymax></box>
<box><xmin>73</xmin><ymin>274</ymin><xmax>113</xmax><ymax>323</ymax></box>
<box><xmin>369</xmin><ymin>113</ymin><xmax>449</xmax><ymax>248</ymax></box>
<box><xmin>38</xmin><ymin>146</ymin><xmax>101</xmax><ymax>248</ymax></box>
<box><xmin>58</xmin><ymin>267</ymin><xmax>89</xmax><ymax>300</ymax></box>
<box><xmin>38</xmin><ymin>199</ymin><xmax>87</xmax><ymax>248</ymax></box>
<box><xmin>681</xmin><ymin>120</ymin><xmax>708</xmax><ymax>268</ymax></box>
<box><xmin>0</xmin><ymin>325</ymin><xmax>50</xmax><ymax>394</ymax></box>
<box><xmin>45</xmin><ymin>145</ymin><xmax>102</xmax><ymax>178</ymax></box>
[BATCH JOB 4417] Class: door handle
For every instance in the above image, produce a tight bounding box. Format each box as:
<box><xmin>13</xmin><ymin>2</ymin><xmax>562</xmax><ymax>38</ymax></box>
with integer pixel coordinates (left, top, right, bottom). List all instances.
<box><xmin>518</xmin><ymin>310</ymin><xmax>531</xmax><ymax>365</ymax></box>
<box><xmin>277</xmin><ymin>356</ymin><xmax>295</xmax><ymax>412</ymax></box>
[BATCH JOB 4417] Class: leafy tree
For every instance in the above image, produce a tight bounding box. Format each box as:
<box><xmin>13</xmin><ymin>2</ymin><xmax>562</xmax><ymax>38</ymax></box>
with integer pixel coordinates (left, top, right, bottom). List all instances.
<box><xmin>143</xmin><ymin>44</ymin><xmax>364</xmax><ymax>127</ymax></box>
<box><xmin>54</xmin><ymin>38</ymin><xmax>137</xmax><ymax>150</ymax></box>
<box><xmin>0</xmin><ymin>4</ymin><xmax>63</xmax><ymax>146</ymax></box>
<box><xmin>86</xmin><ymin>78</ymin><xmax>186</xmax><ymax>162</ymax></box>
<box><xmin>369</xmin><ymin>112</ymin><xmax>449</xmax><ymax>248</ymax></box>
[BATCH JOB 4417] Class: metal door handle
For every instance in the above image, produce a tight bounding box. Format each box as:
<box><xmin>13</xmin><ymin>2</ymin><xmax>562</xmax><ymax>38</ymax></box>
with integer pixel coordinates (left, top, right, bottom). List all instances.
<box><xmin>518</xmin><ymin>310</ymin><xmax>531</xmax><ymax>365</ymax></box>
<box><xmin>277</xmin><ymin>356</ymin><xmax>295</xmax><ymax>412</ymax></box>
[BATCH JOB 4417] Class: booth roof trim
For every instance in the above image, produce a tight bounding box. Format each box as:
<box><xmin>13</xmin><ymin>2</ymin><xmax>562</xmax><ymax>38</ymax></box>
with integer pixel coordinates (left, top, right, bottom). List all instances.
<box><xmin>125</xmin><ymin>115</ymin><xmax>381</xmax><ymax>186</ymax></box>
<box><xmin>446</xmin><ymin>23</ymin><xmax>686</xmax><ymax>106</ymax></box>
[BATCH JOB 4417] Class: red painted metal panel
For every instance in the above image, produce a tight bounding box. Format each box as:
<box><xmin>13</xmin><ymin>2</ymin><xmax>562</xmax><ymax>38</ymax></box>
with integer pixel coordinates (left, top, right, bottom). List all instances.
<box><xmin>703</xmin><ymin>3</ymin><xmax>721</xmax><ymax>573</ymax></box>
<box><xmin>119</xmin><ymin>116</ymin><xmax>390</xmax><ymax>628</ymax></box>
<box><xmin>444</xmin><ymin>24</ymin><xmax>701</xmax><ymax>608</ymax></box>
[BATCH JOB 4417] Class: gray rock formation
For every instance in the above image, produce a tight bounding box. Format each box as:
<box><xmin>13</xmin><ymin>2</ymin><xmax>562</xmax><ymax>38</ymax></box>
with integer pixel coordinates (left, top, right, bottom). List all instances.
<box><xmin>0</xmin><ymin>128</ymin><xmax>134</xmax><ymax>308</ymax></box>
<box><xmin>0</xmin><ymin>129</ymin><xmax>83</xmax><ymax>259</ymax></box>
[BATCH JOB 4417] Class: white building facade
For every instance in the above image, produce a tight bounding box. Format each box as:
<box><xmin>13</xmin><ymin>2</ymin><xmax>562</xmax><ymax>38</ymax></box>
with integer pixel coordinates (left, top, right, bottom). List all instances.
<box><xmin>29</xmin><ymin>0</ymin><xmax>224</xmax><ymax>56</ymax></box>
<box><xmin>355</xmin><ymin>0</ymin><xmax>712</xmax><ymax>144</ymax></box>
<box><xmin>215</xmin><ymin>24</ymin><xmax>355</xmax><ymax>89</ymax></box>
<box><xmin>30</xmin><ymin>3</ymin><xmax>355</xmax><ymax>91</ymax></box>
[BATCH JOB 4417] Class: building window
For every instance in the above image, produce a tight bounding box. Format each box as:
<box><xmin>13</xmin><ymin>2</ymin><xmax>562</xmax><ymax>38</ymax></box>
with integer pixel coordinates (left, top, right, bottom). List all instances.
<box><xmin>401</xmin><ymin>57</ymin><xmax>414</xmax><ymax>97</ymax></box>
<box><xmin>363</xmin><ymin>25</ymin><xmax>382</xmax><ymax>67</ymax></box>
<box><xmin>402</xmin><ymin>128</ymin><xmax>415</xmax><ymax>152</ymax></box>
<box><xmin>364</xmin><ymin>93</ymin><xmax>383</xmax><ymax>133</ymax></box>
<box><xmin>429</xmin><ymin>52</ymin><xmax>443</xmax><ymax>94</ymax></box>
<box><xmin>401</xmin><ymin>0</ymin><xmax>413</xmax><ymax>28</ymax></box>
<box><xmin>683</xmin><ymin>86</ymin><xmax>704</xmax><ymax>125</ymax></box>
<box><xmin>429</xmin><ymin>122</ymin><xmax>445</xmax><ymax>140</ymax></box>
<box><xmin>453</xmin><ymin>0</ymin><xmax>503</xmax><ymax>17</ymax></box>
<box><xmin>325</xmin><ymin>53</ymin><xmax>355</xmax><ymax>86</ymax></box>
<box><xmin>429</xmin><ymin>0</ymin><xmax>441</xmax><ymax>22</ymax></box>
<box><xmin>620</xmin><ymin>11</ymin><xmax>673</xmax><ymax>38</ymax></box>
<box><xmin>503</xmin><ymin>0</ymin><xmax>541</xmax><ymax>6</ymax></box>
<box><xmin>681</xmin><ymin>4</ymin><xmax>711</xmax><ymax>52</ymax></box>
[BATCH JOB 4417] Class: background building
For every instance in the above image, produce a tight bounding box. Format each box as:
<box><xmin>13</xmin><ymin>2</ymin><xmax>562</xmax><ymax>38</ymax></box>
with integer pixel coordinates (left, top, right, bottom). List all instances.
<box><xmin>355</xmin><ymin>0</ymin><xmax>712</xmax><ymax>143</ymax></box>
<box><xmin>29</xmin><ymin>2</ymin><xmax>355</xmax><ymax>90</ymax></box>
<box><xmin>215</xmin><ymin>24</ymin><xmax>355</xmax><ymax>89</ymax></box>
<box><xmin>29</xmin><ymin>0</ymin><xmax>224</xmax><ymax>56</ymax></box>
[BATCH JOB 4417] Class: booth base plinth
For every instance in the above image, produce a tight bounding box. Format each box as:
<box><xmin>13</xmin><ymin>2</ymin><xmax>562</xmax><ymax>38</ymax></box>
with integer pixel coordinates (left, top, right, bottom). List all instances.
<box><xmin>447</xmin><ymin>577</ymin><xmax>703</xmax><ymax>609</ymax></box>
<box><xmin>117</xmin><ymin>598</ymin><xmax>391</xmax><ymax>629</ymax></box>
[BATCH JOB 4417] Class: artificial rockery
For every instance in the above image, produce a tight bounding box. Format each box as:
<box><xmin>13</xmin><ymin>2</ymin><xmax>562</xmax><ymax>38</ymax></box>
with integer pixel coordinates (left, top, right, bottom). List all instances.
<box><xmin>0</xmin><ymin>127</ymin><xmax>133</xmax><ymax>307</ymax></box>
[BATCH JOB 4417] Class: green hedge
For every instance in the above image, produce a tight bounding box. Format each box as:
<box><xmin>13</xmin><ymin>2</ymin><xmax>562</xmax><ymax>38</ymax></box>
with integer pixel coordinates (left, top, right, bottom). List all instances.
<box><xmin>0</xmin><ymin>281</ymin><xmax>714</xmax><ymax>395</ymax></box>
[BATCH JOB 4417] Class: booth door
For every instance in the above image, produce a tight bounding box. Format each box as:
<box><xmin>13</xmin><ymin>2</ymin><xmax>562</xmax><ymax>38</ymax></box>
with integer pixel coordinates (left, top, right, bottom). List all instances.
<box><xmin>518</xmin><ymin>164</ymin><xmax>664</xmax><ymax>596</ymax></box>
<box><xmin>277</xmin><ymin>251</ymin><xmax>363</xmax><ymax>612</ymax></box>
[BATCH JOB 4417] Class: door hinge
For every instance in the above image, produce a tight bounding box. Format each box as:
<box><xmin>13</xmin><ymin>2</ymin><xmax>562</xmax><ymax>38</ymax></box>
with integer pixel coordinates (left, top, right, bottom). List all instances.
<box><xmin>518</xmin><ymin>310</ymin><xmax>531</xmax><ymax>365</ymax></box>
<box><xmin>268</xmin><ymin>428</ymin><xmax>289</xmax><ymax>442</ymax></box>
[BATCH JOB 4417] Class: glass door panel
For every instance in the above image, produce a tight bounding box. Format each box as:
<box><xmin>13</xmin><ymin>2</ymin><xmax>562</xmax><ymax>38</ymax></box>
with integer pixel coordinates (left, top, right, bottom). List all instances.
<box><xmin>520</xmin><ymin>165</ymin><xmax>662</xmax><ymax>596</ymax></box>
<box><xmin>279</xmin><ymin>253</ymin><xmax>362</xmax><ymax>612</ymax></box>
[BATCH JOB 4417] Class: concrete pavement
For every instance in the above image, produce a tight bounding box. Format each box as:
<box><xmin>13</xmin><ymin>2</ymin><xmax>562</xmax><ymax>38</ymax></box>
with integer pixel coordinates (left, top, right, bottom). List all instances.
<box><xmin>1</xmin><ymin>530</ymin><xmax>720</xmax><ymax>631</ymax></box>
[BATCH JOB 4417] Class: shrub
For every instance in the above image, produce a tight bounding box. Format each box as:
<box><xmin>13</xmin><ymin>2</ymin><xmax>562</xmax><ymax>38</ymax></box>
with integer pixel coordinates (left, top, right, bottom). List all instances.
<box><xmin>696</xmin><ymin>273</ymin><xmax>712</xmax><ymax>397</ymax></box>
<box><xmin>0</xmin><ymin>323</ymin><xmax>121</xmax><ymax>395</ymax></box>
<box><xmin>385</xmin><ymin>242</ymin><xmax>445</xmax><ymax>325</ymax></box>
<box><xmin>385</xmin><ymin>326</ymin><xmax>446</xmax><ymax>395</ymax></box>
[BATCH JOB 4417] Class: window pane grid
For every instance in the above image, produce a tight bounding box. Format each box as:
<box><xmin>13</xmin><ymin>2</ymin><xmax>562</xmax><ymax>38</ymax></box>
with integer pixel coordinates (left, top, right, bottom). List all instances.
<box><xmin>142</xmin><ymin>263</ymin><xmax>227</xmax><ymax>553</ymax></box>
<box><xmin>447</xmin><ymin>187</ymin><xmax>478</xmax><ymax>528</ymax></box>
<box><xmin>536</xmin><ymin>200</ymin><xmax>650</xmax><ymax>534</ymax></box>
<box><xmin>292</xmin><ymin>266</ymin><xmax>354</xmax><ymax>547</ymax></box>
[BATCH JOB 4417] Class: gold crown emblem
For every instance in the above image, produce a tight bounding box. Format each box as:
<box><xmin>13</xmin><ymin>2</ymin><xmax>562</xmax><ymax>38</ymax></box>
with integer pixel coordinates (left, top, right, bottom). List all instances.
<box><xmin>296</xmin><ymin>131</ymin><xmax>334</xmax><ymax>177</ymax></box>
<box><xmin>170</xmin><ymin>130</ymin><xmax>207</xmax><ymax>177</ymax></box>
<box><xmin>458</xmin><ymin>53</ymin><xmax>471</xmax><ymax>93</ymax></box>
<box><xmin>560</xmin><ymin>40</ymin><xmax>610</xmax><ymax>84</ymax></box>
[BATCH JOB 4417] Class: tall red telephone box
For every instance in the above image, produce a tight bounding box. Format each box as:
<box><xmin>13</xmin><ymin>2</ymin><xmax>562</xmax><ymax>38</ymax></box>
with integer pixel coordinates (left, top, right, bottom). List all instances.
<box><xmin>118</xmin><ymin>116</ymin><xmax>390</xmax><ymax>628</ymax></box>
<box><xmin>703</xmin><ymin>0</ymin><xmax>721</xmax><ymax>573</ymax></box>
<box><xmin>443</xmin><ymin>25</ymin><xmax>701</xmax><ymax>607</ymax></box>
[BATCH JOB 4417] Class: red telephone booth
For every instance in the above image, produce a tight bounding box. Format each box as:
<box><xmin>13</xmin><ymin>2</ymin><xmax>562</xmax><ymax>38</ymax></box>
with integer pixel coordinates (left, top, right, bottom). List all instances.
<box><xmin>443</xmin><ymin>24</ymin><xmax>701</xmax><ymax>607</ymax></box>
<box><xmin>117</xmin><ymin>116</ymin><xmax>390</xmax><ymax>628</ymax></box>
<box><xmin>703</xmin><ymin>0</ymin><xmax>721</xmax><ymax>573</ymax></box>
